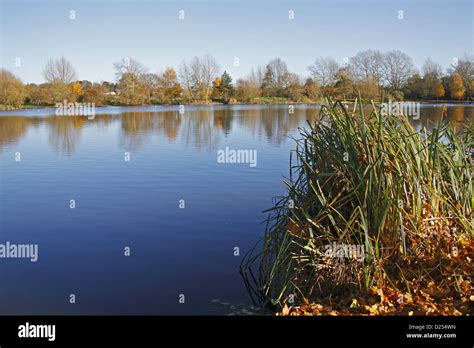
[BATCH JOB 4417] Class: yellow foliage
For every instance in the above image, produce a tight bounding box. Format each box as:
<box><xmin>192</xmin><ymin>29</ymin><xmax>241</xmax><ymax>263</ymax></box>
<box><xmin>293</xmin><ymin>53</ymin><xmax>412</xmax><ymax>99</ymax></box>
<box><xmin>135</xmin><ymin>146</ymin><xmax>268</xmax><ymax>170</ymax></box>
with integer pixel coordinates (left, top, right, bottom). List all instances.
<box><xmin>449</xmin><ymin>73</ymin><xmax>465</xmax><ymax>100</ymax></box>
<box><xmin>71</xmin><ymin>82</ymin><xmax>82</xmax><ymax>96</ymax></box>
<box><xmin>435</xmin><ymin>82</ymin><xmax>445</xmax><ymax>98</ymax></box>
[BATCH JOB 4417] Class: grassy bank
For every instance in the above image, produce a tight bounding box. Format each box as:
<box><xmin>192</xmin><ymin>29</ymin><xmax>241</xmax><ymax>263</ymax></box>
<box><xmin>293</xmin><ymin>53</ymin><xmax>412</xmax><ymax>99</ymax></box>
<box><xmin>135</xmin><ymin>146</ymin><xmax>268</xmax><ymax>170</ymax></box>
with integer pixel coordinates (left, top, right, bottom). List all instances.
<box><xmin>241</xmin><ymin>99</ymin><xmax>473</xmax><ymax>315</ymax></box>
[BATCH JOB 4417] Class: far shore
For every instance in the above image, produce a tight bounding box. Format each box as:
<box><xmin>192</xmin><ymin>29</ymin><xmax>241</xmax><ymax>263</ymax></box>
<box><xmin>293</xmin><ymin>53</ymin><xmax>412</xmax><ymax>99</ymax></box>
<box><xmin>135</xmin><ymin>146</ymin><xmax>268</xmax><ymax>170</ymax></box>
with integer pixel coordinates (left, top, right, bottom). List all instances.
<box><xmin>1</xmin><ymin>99</ymin><xmax>473</xmax><ymax>113</ymax></box>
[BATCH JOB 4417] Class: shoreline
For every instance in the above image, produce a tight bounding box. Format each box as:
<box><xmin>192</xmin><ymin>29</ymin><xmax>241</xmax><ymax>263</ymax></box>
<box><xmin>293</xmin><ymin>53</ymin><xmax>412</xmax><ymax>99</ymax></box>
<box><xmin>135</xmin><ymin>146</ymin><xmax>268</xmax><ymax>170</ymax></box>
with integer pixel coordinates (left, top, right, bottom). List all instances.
<box><xmin>1</xmin><ymin>99</ymin><xmax>473</xmax><ymax>113</ymax></box>
<box><xmin>1</xmin><ymin>100</ymin><xmax>317</xmax><ymax>112</ymax></box>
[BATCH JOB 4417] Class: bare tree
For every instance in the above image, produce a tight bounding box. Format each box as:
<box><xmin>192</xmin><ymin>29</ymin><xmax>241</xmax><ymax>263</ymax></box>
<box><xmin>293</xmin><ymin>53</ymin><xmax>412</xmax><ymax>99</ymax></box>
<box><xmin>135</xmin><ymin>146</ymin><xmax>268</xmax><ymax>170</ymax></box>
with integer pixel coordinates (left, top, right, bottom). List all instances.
<box><xmin>266</xmin><ymin>58</ymin><xmax>290</xmax><ymax>89</ymax></box>
<box><xmin>308</xmin><ymin>57</ymin><xmax>340</xmax><ymax>86</ymax></box>
<box><xmin>179</xmin><ymin>54</ymin><xmax>219</xmax><ymax>102</ymax></box>
<box><xmin>422</xmin><ymin>58</ymin><xmax>443</xmax><ymax>79</ymax></box>
<box><xmin>349</xmin><ymin>50</ymin><xmax>384</xmax><ymax>85</ymax></box>
<box><xmin>198</xmin><ymin>54</ymin><xmax>220</xmax><ymax>101</ymax></box>
<box><xmin>381</xmin><ymin>50</ymin><xmax>415</xmax><ymax>90</ymax></box>
<box><xmin>178</xmin><ymin>60</ymin><xmax>193</xmax><ymax>100</ymax></box>
<box><xmin>248</xmin><ymin>66</ymin><xmax>265</xmax><ymax>87</ymax></box>
<box><xmin>114</xmin><ymin>58</ymin><xmax>148</xmax><ymax>81</ymax></box>
<box><xmin>43</xmin><ymin>56</ymin><xmax>77</xmax><ymax>84</ymax></box>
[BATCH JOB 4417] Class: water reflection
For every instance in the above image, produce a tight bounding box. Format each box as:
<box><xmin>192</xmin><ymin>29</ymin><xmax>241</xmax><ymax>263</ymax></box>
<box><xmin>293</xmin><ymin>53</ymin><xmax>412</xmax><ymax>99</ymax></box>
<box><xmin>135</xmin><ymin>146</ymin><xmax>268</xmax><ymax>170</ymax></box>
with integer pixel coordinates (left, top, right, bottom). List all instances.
<box><xmin>214</xmin><ymin>108</ymin><xmax>233</xmax><ymax>135</ymax></box>
<box><xmin>0</xmin><ymin>105</ymin><xmax>472</xmax><ymax>155</ymax></box>
<box><xmin>410</xmin><ymin>105</ymin><xmax>471</xmax><ymax>133</ymax></box>
<box><xmin>182</xmin><ymin>109</ymin><xmax>222</xmax><ymax>152</ymax></box>
<box><xmin>237</xmin><ymin>107</ymin><xmax>317</xmax><ymax>145</ymax></box>
<box><xmin>120</xmin><ymin>112</ymin><xmax>155</xmax><ymax>151</ymax></box>
<box><xmin>0</xmin><ymin>117</ymin><xmax>29</xmax><ymax>147</ymax></box>
<box><xmin>119</xmin><ymin>111</ymin><xmax>185</xmax><ymax>150</ymax></box>
<box><xmin>46</xmin><ymin>116</ymin><xmax>84</xmax><ymax>156</ymax></box>
<box><xmin>159</xmin><ymin>112</ymin><xmax>182</xmax><ymax>141</ymax></box>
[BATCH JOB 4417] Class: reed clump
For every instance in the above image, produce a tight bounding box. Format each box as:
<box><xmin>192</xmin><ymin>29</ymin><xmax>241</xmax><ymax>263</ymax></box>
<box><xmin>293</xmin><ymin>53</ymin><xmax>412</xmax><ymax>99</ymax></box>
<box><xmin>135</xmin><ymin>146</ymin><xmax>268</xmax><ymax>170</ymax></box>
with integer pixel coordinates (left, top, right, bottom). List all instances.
<box><xmin>241</xmin><ymin>99</ymin><xmax>473</xmax><ymax>315</ymax></box>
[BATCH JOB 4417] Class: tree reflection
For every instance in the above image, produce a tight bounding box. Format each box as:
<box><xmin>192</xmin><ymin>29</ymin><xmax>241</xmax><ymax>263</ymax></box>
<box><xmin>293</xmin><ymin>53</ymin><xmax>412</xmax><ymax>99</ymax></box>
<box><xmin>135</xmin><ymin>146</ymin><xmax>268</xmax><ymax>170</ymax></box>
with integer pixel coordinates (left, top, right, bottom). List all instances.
<box><xmin>213</xmin><ymin>108</ymin><xmax>233</xmax><ymax>136</ymax></box>
<box><xmin>120</xmin><ymin>112</ymin><xmax>154</xmax><ymax>151</ymax></box>
<box><xmin>47</xmin><ymin>116</ymin><xmax>84</xmax><ymax>156</ymax></box>
<box><xmin>0</xmin><ymin>116</ymin><xmax>28</xmax><ymax>147</ymax></box>
<box><xmin>0</xmin><ymin>106</ymin><xmax>470</xmax><ymax>155</ymax></box>
<box><xmin>182</xmin><ymin>109</ymin><xmax>221</xmax><ymax>151</ymax></box>
<box><xmin>155</xmin><ymin>111</ymin><xmax>182</xmax><ymax>141</ymax></box>
<box><xmin>237</xmin><ymin>106</ymin><xmax>316</xmax><ymax>145</ymax></box>
<box><xmin>119</xmin><ymin>111</ymin><xmax>183</xmax><ymax>150</ymax></box>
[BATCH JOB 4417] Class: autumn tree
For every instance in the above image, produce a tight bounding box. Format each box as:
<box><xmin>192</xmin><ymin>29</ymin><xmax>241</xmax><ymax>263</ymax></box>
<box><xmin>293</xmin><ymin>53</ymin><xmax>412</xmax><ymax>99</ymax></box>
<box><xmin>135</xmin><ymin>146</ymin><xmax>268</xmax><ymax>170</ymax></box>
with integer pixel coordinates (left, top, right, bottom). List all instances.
<box><xmin>404</xmin><ymin>74</ymin><xmax>424</xmax><ymax>99</ymax></box>
<box><xmin>285</xmin><ymin>73</ymin><xmax>304</xmax><ymax>101</ymax></box>
<box><xmin>162</xmin><ymin>68</ymin><xmax>181</xmax><ymax>101</ymax></box>
<box><xmin>70</xmin><ymin>82</ymin><xmax>82</xmax><ymax>101</ymax></box>
<box><xmin>211</xmin><ymin>76</ymin><xmax>222</xmax><ymax>101</ymax></box>
<box><xmin>0</xmin><ymin>69</ymin><xmax>25</xmax><ymax>107</ymax></box>
<box><xmin>25</xmin><ymin>83</ymin><xmax>54</xmax><ymax>105</ymax></box>
<box><xmin>101</xmin><ymin>81</ymin><xmax>116</xmax><ymax>93</ymax></box>
<box><xmin>448</xmin><ymin>55</ymin><xmax>474</xmax><ymax>100</ymax></box>
<box><xmin>420</xmin><ymin>58</ymin><xmax>444</xmax><ymax>99</ymax></box>
<box><xmin>114</xmin><ymin>58</ymin><xmax>150</xmax><ymax>105</ymax></box>
<box><xmin>51</xmin><ymin>82</ymin><xmax>78</xmax><ymax>103</ymax></box>
<box><xmin>236</xmin><ymin>78</ymin><xmax>260</xmax><ymax>102</ymax></box>
<box><xmin>333</xmin><ymin>68</ymin><xmax>354</xmax><ymax>100</ymax></box>
<box><xmin>152</xmin><ymin>68</ymin><xmax>182</xmax><ymax>104</ymax></box>
<box><xmin>435</xmin><ymin>82</ymin><xmax>445</xmax><ymax>99</ymax></box>
<box><xmin>303</xmin><ymin>78</ymin><xmax>320</xmax><ymax>101</ymax></box>
<box><xmin>81</xmin><ymin>86</ymin><xmax>104</xmax><ymax>105</ymax></box>
<box><xmin>354</xmin><ymin>78</ymin><xmax>380</xmax><ymax>100</ymax></box>
<box><xmin>24</xmin><ymin>84</ymin><xmax>39</xmax><ymax>104</ymax></box>
<box><xmin>449</xmin><ymin>73</ymin><xmax>466</xmax><ymax>100</ymax></box>
<box><xmin>210</xmin><ymin>71</ymin><xmax>235</xmax><ymax>103</ymax></box>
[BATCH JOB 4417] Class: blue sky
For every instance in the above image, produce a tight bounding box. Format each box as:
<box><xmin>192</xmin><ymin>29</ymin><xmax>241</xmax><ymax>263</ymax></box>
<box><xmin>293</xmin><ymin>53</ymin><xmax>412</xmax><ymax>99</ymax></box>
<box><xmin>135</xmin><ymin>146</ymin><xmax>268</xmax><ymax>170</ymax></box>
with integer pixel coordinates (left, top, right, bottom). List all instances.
<box><xmin>1</xmin><ymin>0</ymin><xmax>473</xmax><ymax>83</ymax></box>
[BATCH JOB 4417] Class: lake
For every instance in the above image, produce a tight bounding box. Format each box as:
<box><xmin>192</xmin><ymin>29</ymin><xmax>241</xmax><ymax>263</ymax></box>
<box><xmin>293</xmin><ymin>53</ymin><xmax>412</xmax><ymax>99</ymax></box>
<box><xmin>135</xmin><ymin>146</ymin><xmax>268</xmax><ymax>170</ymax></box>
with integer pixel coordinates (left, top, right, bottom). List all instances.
<box><xmin>0</xmin><ymin>104</ymin><xmax>472</xmax><ymax>315</ymax></box>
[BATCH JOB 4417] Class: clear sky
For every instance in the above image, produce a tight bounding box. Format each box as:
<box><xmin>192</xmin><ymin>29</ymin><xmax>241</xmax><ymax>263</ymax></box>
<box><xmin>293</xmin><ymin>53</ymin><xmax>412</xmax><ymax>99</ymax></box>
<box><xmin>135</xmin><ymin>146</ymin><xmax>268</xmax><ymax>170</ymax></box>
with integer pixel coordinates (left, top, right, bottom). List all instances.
<box><xmin>1</xmin><ymin>0</ymin><xmax>473</xmax><ymax>83</ymax></box>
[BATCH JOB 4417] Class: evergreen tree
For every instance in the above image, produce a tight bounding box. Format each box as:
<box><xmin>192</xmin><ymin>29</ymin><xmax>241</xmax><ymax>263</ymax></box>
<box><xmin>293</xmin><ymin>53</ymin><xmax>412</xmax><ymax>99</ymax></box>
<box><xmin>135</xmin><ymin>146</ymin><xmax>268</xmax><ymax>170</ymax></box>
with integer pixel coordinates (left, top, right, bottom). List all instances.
<box><xmin>220</xmin><ymin>71</ymin><xmax>234</xmax><ymax>102</ymax></box>
<box><xmin>261</xmin><ymin>65</ymin><xmax>274</xmax><ymax>97</ymax></box>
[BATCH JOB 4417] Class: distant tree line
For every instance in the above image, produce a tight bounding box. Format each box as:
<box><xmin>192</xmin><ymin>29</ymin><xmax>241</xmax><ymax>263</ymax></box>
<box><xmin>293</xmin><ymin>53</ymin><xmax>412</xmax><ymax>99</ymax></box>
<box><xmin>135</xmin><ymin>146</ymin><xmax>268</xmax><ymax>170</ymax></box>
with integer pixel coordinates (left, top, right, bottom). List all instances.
<box><xmin>0</xmin><ymin>50</ymin><xmax>473</xmax><ymax>109</ymax></box>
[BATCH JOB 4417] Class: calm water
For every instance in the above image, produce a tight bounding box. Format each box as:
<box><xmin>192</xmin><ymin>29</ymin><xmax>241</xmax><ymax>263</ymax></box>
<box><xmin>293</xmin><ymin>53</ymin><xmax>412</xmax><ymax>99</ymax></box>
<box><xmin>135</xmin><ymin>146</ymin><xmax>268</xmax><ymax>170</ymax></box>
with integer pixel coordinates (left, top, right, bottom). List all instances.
<box><xmin>0</xmin><ymin>104</ymin><xmax>472</xmax><ymax>315</ymax></box>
